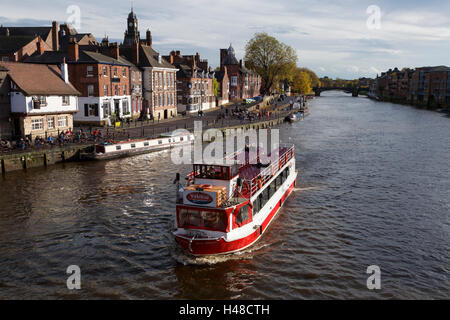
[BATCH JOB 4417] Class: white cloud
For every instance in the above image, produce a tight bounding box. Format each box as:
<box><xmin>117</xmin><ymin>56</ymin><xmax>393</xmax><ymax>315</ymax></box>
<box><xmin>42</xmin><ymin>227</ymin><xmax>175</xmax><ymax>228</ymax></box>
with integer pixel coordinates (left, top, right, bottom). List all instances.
<box><xmin>1</xmin><ymin>0</ymin><xmax>449</xmax><ymax>78</ymax></box>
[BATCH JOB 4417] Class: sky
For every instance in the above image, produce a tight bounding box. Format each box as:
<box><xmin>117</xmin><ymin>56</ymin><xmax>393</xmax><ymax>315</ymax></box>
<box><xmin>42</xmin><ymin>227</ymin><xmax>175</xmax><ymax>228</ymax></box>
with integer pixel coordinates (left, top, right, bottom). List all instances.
<box><xmin>1</xmin><ymin>0</ymin><xmax>450</xmax><ymax>79</ymax></box>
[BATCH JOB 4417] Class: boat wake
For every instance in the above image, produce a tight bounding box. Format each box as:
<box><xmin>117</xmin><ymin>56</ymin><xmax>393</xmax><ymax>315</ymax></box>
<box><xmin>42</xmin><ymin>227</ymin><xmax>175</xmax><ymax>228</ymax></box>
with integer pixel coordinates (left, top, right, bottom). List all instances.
<box><xmin>169</xmin><ymin>238</ymin><xmax>274</xmax><ymax>266</ymax></box>
<box><xmin>293</xmin><ymin>186</ymin><xmax>324</xmax><ymax>192</ymax></box>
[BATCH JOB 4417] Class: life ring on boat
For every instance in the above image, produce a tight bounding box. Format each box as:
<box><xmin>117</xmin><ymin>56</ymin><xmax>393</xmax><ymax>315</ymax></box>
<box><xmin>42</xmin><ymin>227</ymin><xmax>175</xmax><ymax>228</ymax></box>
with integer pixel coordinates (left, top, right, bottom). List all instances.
<box><xmin>199</xmin><ymin>184</ymin><xmax>212</xmax><ymax>189</ymax></box>
<box><xmin>257</xmin><ymin>178</ymin><xmax>262</xmax><ymax>189</ymax></box>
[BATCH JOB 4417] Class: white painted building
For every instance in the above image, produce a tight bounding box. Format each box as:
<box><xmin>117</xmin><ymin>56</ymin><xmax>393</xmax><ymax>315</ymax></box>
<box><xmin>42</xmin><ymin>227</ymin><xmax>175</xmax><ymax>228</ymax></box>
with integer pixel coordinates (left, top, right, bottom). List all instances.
<box><xmin>0</xmin><ymin>61</ymin><xmax>80</xmax><ymax>137</ymax></box>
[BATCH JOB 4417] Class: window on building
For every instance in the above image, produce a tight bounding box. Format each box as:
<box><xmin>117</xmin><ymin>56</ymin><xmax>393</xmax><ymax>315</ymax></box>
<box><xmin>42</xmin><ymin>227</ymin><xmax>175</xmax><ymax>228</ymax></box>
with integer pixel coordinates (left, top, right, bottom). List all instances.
<box><xmin>58</xmin><ymin>116</ymin><xmax>68</xmax><ymax>127</ymax></box>
<box><xmin>103</xmin><ymin>66</ymin><xmax>108</xmax><ymax>76</ymax></box>
<box><xmin>113</xmin><ymin>68</ymin><xmax>117</xmax><ymax>77</ymax></box>
<box><xmin>39</xmin><ymin>96</ymin><xmax>47</xmax><ymax>106</ymax></box>
<box><xmin>87</xmin><ymin>66</ymin><xmax>94</xmax><ymax>77</ymax></box>
<box><xmin>159</xmin><ymin>73</ymin><xmax>162</xmax><ymax>87</ymax></box>
<box><xmin>123</xmin><ymin>85</ymin><xmax>127</xmax><ymax>95</ymax></box>
<box><xmin>31</xmin><ymin>118</ymin><xmax>43</xmax><ymax>130</ymax></box>
<box><xmin>122</xmin><ymin>68</ymin><xmax>126</xmax><ymax>77</ymax></box>
<box><xmin>231</xmin><ymin>76</ymin><xmax>238</xmax><ymax>86</ymax></box>
<box><xmin>87</xmin><ymin>85</ymin><xmax>94</xmax><ymax>97</ymax></box>
<box><xmin>132</xmin><ymin>71</ymin><xmax>135</xmax><ymax>81</ymax></box>
<box><xmin>1</xmin><ymin>56</ymin><xmax>9</xmax><ymax>62</ymax></box>
<box><xmin>104</xmin><ymin>85</ymin><xmax>108</xmax><ymax>96</ymax></box>
<box><xmin>32</xmin><ymin>96</ymin><xmax>47</xmax><ymax>109</ymax></box>
<box><xmin>62</xmin><ymin>96</ymin><xmax>69</xmax><ymax>106</ymax></box>
<box><xmin>103</xmin><ymin>102</ymin><xmax>110</xmax><ymax>118</ymax></box>
<box><xmin>84</xmin><ymin>104</ymin><xmax>99</xmax><ymax>117</ymax></box>
<box><xmin>114</xmin><ymin>85</ymin><xmax>119</xmax><ymax>96</ymax></box>
<box><xmin>47</xmin><ymin>117</ymin><xmax>55</xmax><ymax>129</ymax></box>
<box><xmin>122</xmin><ymin>99</ymin><xmax>129</xmax><ymax>114</ymax></box>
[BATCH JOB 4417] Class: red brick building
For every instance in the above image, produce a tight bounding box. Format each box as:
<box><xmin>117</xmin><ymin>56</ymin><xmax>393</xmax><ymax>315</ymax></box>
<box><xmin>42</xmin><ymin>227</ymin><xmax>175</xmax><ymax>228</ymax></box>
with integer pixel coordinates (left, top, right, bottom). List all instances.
<box><xmin>409</xmin><ymin>66</ymin><xmax>450</xmax><ymax>108</ymax></box>
<box><xmin>219</xmin><ymin>44</ymin><xmax>261</xmax><ymax>101</ymax></box>
<box><xmin>164</xmin><ymin>51</ymin><xmax>216</xmax><ymax>114</ymax></box>
<box><xmin>120</xmin><ymin>10</ymin><xmax>177</xmax><ymax>120</ymax></box>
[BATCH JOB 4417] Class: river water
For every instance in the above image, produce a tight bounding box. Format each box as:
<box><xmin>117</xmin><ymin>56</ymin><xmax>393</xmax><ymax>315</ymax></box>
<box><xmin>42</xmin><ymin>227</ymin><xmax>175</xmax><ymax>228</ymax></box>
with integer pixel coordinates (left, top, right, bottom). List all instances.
<box><xmin>0</xmin><ymin>91</ymin><xmax>449</xmax><ymax>299</ymax></box>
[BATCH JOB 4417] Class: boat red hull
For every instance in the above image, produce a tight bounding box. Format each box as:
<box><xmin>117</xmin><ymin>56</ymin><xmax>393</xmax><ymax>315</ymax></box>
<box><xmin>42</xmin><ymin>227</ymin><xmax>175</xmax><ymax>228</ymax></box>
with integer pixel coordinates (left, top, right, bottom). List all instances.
<box><xmin>175</xmin><ymin>178</ymin><xmax>296</xmax><ymax>255</ymax></box>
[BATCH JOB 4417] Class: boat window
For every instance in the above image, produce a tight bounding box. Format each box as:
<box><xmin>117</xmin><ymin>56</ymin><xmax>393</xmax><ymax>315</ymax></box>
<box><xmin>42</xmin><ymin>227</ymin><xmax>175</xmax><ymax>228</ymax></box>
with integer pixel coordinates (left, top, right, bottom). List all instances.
<box><xmin>187</xmin><ymin>210</ymin><xmax>201</xmax><ymax>227</ymax></box>
<box><xmin>116</xmin><ymin>146</ymin><xmax>121</xmax><ymax>150</ymax></box>
<box><xmin>180</xmin><ymin>137</ymin><xmax>184</xmax><ymax>141</ymax></box>
<box><xmin>131</xmin><ymin>144</ymin><xmax>136</xmax><ymax>148</ymax></box>
<box><xmin>178</xmin><ymin>208</ymin><xmax>226</xmax><ymax>231</ymax></box>
<box><xmin>253</xmin><ymin>195</ymin><xmax>261</xmax><ymax>216</ymax></box>
<box><xmin>144</xmin><ymin>142</ymin><xmax>149</xmax><ymax>146</ymax></box>
<box><xmin>200</xmin><ymin>211</ymin><xmax>225</xmax><ymax>229</ymax></box>
<box><xmin>195</xmin><ymin>165</ymin><xmax>230</xmax><ymax>180</ymax></box>
<box><xmin>236</xmin><ymin>205</ymin><xmax>250</xmax><ymax>225</ymax></box>
<box><xmin>262</xmin><ymin>188</ymin><xmax>270</xmax><ymax>207</ymax></box>
<box><xmin>169</xmin><ymin>139</ymin><xmax>172</xmax><ymax>143</ymax></box>
<box><xmin>158</xmin><ymin>140</ymin><xmax>163</xmax><ymax>145</ymax></box>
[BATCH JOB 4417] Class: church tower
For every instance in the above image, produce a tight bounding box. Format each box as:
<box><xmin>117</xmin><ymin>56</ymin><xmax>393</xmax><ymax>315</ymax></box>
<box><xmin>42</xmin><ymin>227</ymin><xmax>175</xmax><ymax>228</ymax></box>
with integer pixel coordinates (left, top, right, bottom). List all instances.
<box><xmin>123</xmin><ymin>7</ymin><xmax>140</xmax><ymax>47</ymax></box>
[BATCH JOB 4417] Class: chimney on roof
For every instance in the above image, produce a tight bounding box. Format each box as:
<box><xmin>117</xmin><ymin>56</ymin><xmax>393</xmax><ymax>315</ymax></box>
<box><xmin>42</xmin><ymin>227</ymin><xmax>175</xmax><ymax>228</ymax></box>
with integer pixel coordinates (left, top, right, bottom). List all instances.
<box><xmin>169</xmin><ymin>51</ymin><xmax>175</xmax><ymax>65</ymax></box>
<box><xmin>5</xmin><ymin>28</ymin><xmax>9</xmax><ymax>37</ymax></box>
<box><xmin>131</xmin><ymin>40</ymin><xmax>139</xmax><ymax>66</ymax></box>
<box><xmin>109</xmin><ymin>42</ymin><xmax>119</xmax><ymax>60</ymax></box>
<box><xmin>37</xmin><ymin>37</ymin><xmax>45</xmax><ymax>55</ymax></box>
<box><xmin>176</xmin><ymin>50</ymin><xmax>180</xmax><ymax>57</ymax></box>
<box><xmin>52</xmin><ymin>21</ymin><xmax>59</xmax><ymax>51</ymax></box>
<box><xmin>239</xmin><ymin>59</ymin><xmax>242</xmax><ymax>68</ymax></box>
<box><xmin>220</xmin><ymin>48</ymin><xmax>227</xmax><ymax>68</ymax></box>
<box><xmin>158</xmin><ymin>53</ymin><xmax>162</xmax><ymax>64</ymax></box>
<box><xmin>68</xmin><ymin>38</ymin><xmax>79</xmax><ymax>62</ymax></box>
<box><xmin>61</xmin><ymin>57</ymin><xmax>69</xmax><ymax>83</ymax></box>
<box><xmin>146</xmin><ymin>29</ymin><xmax>152</xmax><ymax>47</ymax></box>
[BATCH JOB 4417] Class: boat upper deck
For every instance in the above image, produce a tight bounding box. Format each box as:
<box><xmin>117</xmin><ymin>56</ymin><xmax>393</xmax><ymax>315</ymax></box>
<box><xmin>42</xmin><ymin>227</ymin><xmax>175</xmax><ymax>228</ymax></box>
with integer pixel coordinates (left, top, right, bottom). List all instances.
<box><xmin>191</xmin><ymin>145</ymin><xmax>295</xmax><ymax>199</ymax></box>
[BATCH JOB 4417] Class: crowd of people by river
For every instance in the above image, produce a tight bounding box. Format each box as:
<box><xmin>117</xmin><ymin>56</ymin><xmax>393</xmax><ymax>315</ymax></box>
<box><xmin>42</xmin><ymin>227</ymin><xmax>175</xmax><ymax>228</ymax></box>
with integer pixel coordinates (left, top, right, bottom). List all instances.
<box><xmin>0</xmin><ymin>129</ymin><xmax>110</xmax><ymax>154</ymax></box>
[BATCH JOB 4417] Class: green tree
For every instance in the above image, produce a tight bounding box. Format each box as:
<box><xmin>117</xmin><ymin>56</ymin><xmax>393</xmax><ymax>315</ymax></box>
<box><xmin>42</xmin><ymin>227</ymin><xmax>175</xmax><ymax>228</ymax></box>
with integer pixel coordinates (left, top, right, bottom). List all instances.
<box><xmin>244</xmin><ymin>33</ymin><xmax>297</xmax><ymax>95</ymax></box>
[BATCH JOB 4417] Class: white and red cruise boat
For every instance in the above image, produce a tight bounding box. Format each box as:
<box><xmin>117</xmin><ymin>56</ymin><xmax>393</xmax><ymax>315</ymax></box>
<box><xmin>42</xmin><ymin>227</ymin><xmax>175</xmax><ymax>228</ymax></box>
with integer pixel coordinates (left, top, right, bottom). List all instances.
<box><xmin>173</xmin><ymin>144</ymin><xmax>297</xmax><ymax>255</ymax></box>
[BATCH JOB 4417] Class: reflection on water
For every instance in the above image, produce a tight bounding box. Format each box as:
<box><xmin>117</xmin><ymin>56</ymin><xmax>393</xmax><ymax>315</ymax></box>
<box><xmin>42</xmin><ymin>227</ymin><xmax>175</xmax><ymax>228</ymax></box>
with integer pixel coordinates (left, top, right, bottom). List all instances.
<box><xmin>0</xmin><ymin>91</ymin><xmax>449</xmax><ymax>299</ymax></box>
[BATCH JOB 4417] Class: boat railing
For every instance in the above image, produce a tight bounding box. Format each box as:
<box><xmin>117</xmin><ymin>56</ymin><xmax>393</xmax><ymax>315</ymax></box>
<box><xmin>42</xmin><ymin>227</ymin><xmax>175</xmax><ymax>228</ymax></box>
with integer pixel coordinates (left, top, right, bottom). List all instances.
<box><xmin>242</xmin><ymin>145</ymin><xmax>294</xmax><ymax>198</ymax></box>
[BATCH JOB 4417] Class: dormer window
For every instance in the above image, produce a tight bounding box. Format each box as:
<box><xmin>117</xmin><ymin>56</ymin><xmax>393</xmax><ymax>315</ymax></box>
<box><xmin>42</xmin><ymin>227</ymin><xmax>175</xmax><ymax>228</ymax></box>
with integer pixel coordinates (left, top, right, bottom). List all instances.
<box><xmin>62</xmin><ymin>96</ymin><xmax>69</xmax><ymax>105</ymax></box>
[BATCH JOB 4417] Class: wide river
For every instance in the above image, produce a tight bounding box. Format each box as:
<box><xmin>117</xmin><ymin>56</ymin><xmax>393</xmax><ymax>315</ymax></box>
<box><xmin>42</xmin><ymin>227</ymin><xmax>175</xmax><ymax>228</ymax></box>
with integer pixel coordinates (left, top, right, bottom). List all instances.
<box><xmin>0</xmin><ymin>91</ymin><xmax>449</xmax><ymax>299</ymax></box>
